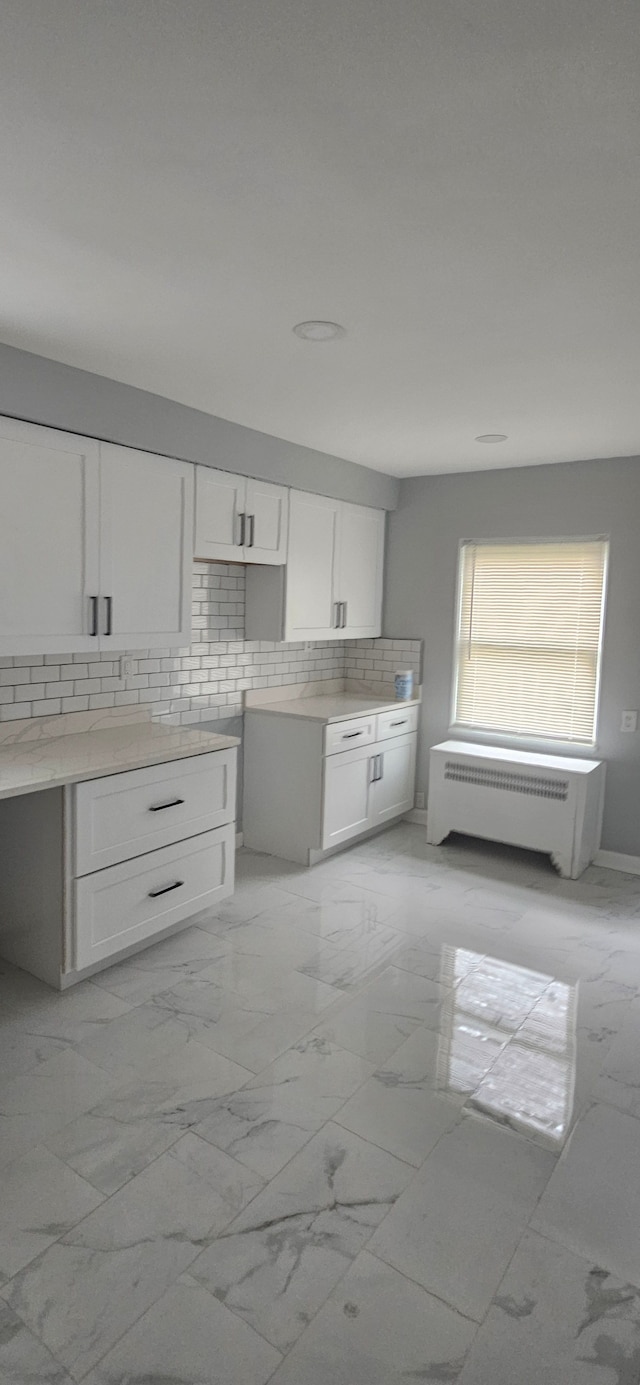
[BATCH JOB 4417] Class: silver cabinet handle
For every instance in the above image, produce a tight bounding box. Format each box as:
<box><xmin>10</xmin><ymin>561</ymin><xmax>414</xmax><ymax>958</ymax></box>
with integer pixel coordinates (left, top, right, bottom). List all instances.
<box><xmin>89</xmin><ymin>595</ymin><xmax>99</xmax><ymax>636</ymax></box>
<box><xmin>390</xmin><ymin>719</ymin><xmax>408</xmax><ymax>727</ymax></box>
<box><xmin>149</xmin><ymin>798</ymin><xmax>185</xmax><ymax>812</ymax></box>
<box><xmin>369</xmin><ymin>755</ymin><xmax>377</xmax><ymax>783</ymax></box>
<box><xmin>237</xmin><ymin>512</ymin><xmax>246</xmax><ymax>546</ymax></box>
<box><xmin>378</xmin><ymin>752</ymin><xmax>384</xmax><ymax>780</ymax></box>
<box><xmin>341</xmin><ymin>601</ymin><xmax>348</xmax><ymax>628</ymax></box>
<box><xmin>247</xmin><ymin>513</ymin><xmax>255</xmax><ymax>547</ymax></box>
<box><xmin>148</xmin><ymin>879</ymin><xmax>184</xmax><ymax>899</ymax></box>
<box><xmin>333</xmin><ymin>602</ymin><xmax>341</xmax><ymax>628</ymax></box>
<box><xmin>343</xmin><ymin>730</ymin><xmax>364</xmax><ymax>739</ymax></box>
<box><xmin>103</xmin><ymin>595</ymin><xmax>113</xmax><ymax>637</ymax></box>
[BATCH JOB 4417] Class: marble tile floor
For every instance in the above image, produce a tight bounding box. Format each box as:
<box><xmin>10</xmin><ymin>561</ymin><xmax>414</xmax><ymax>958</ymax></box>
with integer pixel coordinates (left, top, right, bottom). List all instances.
<box><xmin>2</xmin><ymin>824</ymin><xmax>640</xmax><ymax>1382</ymax></box>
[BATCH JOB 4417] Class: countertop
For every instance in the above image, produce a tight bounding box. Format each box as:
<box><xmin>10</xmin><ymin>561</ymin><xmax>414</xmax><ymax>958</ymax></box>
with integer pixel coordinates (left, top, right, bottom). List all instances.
<box><xmin>0</xmin><ymin>711</ymin><xmax>239</xmax><ymax>802</ymax></box>
<box><xmin>245</xmin><ymin>692</ymin><xmax>421</xmax><ymax>724</ymax></box>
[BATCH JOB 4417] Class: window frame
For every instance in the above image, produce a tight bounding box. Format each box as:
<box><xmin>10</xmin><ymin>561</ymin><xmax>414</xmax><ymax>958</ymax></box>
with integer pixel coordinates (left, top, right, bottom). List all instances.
<box><xmin>448</xmin><ymin>535</ymin><xmax>609</xmax><ymax>753</ymax></box>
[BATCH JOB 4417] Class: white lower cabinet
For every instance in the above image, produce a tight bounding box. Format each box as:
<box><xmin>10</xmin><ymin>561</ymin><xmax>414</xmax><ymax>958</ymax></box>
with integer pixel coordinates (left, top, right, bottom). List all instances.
<box><xmin>322</xmin><ymin>743</ymin><xmax>374</xmax><ymax>849</ymax></box>
<box><xmin>0</xmin><ymin>747</ymin><xmax>237</xmax><ymax>989</ymax></box>
<box><xmin>74</xmin><ymin>751</ymin><xmax>236</xmax><ymax>874</ymax></box>
<box><xmin>371</xmin><ymin>735</ymin><xmax>418</xmax><ymax>826</ymax></box>
<box><xmin>244</xmin><ymin>708</ymin><xmax>417</xmax><ymax>865</ymax></box>
<box><xmin>74</xmin><ymin>823</ymin><xmax>235</xmax><ymax>970</ymax></box>
<box><xmin>71</xmin><ymin>749</ymin><xmax>236</xmax><ymax>975</ymax></box>
<box><xmin>322</xmin><ymin>732</ymin><xmax>417</xmax><ymax>849</ymax></box>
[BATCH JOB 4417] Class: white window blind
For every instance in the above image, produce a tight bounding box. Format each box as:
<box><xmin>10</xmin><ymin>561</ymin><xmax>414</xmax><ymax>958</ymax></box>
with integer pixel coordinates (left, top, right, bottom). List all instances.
<box><xmin>453</xmin><ymin>539</ymin><xmax>608</xmax><ymax>744</ymax></box>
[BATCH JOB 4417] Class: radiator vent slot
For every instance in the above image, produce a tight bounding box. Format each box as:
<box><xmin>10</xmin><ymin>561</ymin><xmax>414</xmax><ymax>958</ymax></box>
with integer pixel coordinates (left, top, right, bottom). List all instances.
<box><xmin>444</xmin><ymin>762</ymin><xmax>569</xmax><ymax>801</ymax></box>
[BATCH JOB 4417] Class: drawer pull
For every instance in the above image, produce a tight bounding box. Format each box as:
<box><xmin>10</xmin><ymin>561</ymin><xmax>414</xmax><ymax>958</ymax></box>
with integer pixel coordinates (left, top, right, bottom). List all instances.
<box><xmin>343</xmin><ymin>730</ymin><xmax>364</xmax><ymax>739</ymax></box>
<box><xmin>148</xmin><ymin>879</ymin><xmax>184</xmax><ymax>898</ymax></box>
<box><xmin>390</xmin><ymin>719</ymin><xmax>408</xmax><ymax>727</ymax></box>
<box><xmin>148</xmin><ymin>797</ymin><xmax>185</xmax><ymax>813</ymax></box>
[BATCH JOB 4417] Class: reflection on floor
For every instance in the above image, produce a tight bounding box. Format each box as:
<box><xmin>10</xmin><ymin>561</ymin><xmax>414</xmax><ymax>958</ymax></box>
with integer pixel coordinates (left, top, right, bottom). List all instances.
<box><xmin>1</xmin><ymin>824</ymin><xmax>640</xmax><ymax>1383</ymax></box>
<box><xmin>438</xmin><ymin>948</ymin><xmax>577</xmax><ymax>1145</ymax></box>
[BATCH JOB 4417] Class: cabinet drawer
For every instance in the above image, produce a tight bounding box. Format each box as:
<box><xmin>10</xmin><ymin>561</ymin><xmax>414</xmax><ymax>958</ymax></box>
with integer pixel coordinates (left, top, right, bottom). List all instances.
<box><xmin>73</xmin><ymin>750</ymin><xmax>236</xmax><ymax>874</ymax></box>
<box><xmin>73</xmin><ymin>824</ymin><xmax>235</xmax><ymax>970</ymax></box>
<box><xmin>375</xmin><ymin>705</ymin><xmax>419</xmax><ymax>741</ymax></box>
<box><xmin>324</xmin><ymin>716</ymin><xmax>376</xmax><ymax>756</ymax></box>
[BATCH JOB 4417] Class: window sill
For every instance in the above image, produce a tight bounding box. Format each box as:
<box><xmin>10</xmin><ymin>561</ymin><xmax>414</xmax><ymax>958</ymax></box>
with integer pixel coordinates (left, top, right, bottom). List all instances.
<box><xmin>447</xmin><ymin>726</ymin><xmax>598</xmax><ymax>758</ymax></box>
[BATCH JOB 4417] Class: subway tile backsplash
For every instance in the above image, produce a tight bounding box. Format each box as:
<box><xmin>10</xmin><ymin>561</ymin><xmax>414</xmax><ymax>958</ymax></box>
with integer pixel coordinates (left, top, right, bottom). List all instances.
<box><xmin>1</xmin><ymin>563</ymin><xmax>423</xmax><ymax>726</ymax></box>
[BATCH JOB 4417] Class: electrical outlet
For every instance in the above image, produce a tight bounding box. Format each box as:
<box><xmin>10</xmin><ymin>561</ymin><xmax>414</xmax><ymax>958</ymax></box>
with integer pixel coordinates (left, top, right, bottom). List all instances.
<box><xmin>120</xmin><ymin>656</ymin><xmax>134</xmax><ymax>679</ymax></box>
<box><xmin>415</xmin><ymin>792</ymin><xmax>425</xmax><ymax>809</ymax></box>
<box><xmin>621</xmin><ymin>710</ymin><xmax>638</xmax><ymax>733</ymax></box>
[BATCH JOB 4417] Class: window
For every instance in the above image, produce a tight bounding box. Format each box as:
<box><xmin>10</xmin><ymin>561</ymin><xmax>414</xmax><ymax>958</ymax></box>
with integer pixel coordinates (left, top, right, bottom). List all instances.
<box><xmin>452</xmin><ymin>539</ymin><xmax>608</xmax><ymax>745</ymax></box>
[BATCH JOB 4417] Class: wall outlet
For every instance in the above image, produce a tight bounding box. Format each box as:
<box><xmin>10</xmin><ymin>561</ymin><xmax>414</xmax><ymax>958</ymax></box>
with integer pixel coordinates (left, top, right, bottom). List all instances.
<box><xmin>119</xmin><ymin>656</ymin><xmax>134</xmax><ymax>679</ymax></box>
<box><xmin>621</xmin><ymin>710</ymin><xmax>638</xmax><ymax>733</ymax></box>
<box><xmin>415</xmin><ymin>792</ymin><xmax>425</xmax><ymax>809</ymax></box>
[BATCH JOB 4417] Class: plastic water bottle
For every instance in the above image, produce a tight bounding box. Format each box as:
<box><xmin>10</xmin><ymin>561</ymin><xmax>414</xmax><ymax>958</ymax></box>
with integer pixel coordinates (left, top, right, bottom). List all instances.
<box><xmin>394</xmin><ymin>670</ymin><xmax>414</xmax><ymax>701</ymax></box>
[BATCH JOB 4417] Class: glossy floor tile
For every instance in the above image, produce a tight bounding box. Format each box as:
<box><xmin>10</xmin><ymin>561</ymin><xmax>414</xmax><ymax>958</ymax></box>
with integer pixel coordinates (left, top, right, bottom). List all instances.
<box><xmin>2</xmin><ymin>823</ymin><xmax>640</xmax><ymax>1382</ymax></box>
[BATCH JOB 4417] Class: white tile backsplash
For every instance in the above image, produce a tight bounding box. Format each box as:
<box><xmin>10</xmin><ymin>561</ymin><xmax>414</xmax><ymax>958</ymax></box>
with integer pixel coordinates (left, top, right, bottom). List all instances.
<box><xmin>0</xmin><ymin>565</ymin><xmax>422</xmax><ymax>726</ymax></box>
<box><xmin>0</xmin><ymin>564</ymin><xmax>346</xmax><ymax>726</ymax></box>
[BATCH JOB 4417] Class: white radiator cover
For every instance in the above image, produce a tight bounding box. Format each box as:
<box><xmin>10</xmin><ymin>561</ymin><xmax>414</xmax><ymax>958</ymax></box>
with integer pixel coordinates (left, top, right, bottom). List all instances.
<box><xmin>427</xmin><ymin>740</ymin><xmax>605</xmax><ymax>879</ymax></box>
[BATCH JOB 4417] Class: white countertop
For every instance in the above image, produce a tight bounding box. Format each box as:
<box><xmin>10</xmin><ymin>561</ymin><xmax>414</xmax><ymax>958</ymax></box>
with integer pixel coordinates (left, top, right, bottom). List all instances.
<box><xmin>0</xmin><ymin>710</ymin><xmax>239</xmax><ymax>801</ymax></box>
<box><xmin>245</xmin><ymin>692</ymin><xmax>421</xmax><ymax>724</ymax></box>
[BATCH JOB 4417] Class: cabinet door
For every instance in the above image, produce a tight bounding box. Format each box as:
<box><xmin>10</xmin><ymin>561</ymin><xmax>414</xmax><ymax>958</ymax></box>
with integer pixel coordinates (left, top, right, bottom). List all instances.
<box><xmin>337</xmin><ymin>503</ymin><xmax>385</xmax><ymax>638</ymax></box>
<box><xmin>285</xmin><ymin>491</ymin><xmax>341</xmax><ymax>640</ymax></box>
<box><xmin>99</xmin><ymin>444</ymin><xmax>193</xmax><ymax>651</ymax></box>
<box><xmin>244</xmin><ymin>478</ymin><xmax>288</xmax><ymax>564</ymax></box>
<box><xmin>194</xmin><ymin>466</ymin><xmax>245</xmax><ymax>561</ymax></box>
<box><xmin>371</xmin><ymin>733</ymin><xmax>417</xmax><ymax>825</ymax></box>
<box><xmin>0</xmin><ymin>418</ymin><xmax>100</xmax><ymax>656</ymax></box>
<box><xmin>322</xmin><ymin>743</ymin><xmax>374</xmax><ymax>849</ymax></box>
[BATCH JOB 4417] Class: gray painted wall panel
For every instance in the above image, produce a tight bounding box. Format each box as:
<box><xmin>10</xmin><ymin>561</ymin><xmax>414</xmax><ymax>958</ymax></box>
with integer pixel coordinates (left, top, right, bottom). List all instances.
<box><xmin>384</xmin><ymin>457</ymin><xmax>640</xmax><ymax>856</ymax></box>
<box><xmin>0</xmin><ymin>344</ymin><xmax>398</xmax><ymax>510</ymax></box>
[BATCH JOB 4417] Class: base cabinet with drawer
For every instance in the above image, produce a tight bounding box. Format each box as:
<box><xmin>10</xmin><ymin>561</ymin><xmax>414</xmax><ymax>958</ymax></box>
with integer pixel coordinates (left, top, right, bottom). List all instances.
<box><xmin>0</xmin><ymin>747</ymin><xmax>237</xmax><ymax>989</ymax></box>
<box><xmin>243</xmin><ymin>704</ymin><xmax>418</xmax><ymax>865</ymax></box>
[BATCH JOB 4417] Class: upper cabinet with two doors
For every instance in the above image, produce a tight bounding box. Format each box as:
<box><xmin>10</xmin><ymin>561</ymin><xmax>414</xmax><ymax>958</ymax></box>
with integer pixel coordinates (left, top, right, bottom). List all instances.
<box><xmin>245</xmin><ymin>489</ymin><xmax>385</xmax><ymax>641</ymax></box>
<box><xmin>0</xmin><ymin>417</ymin><xmax>385</xmax><ymax>658</ymax></box>
<box><xmin>0</xmin><ymin>418</ymin><xmax>193</xmax><ymax>656</ymax></box>
<box><xmin>194</xmin><ymin>466</ymin><xmax>288</xmax><ymax>565</ymax></box>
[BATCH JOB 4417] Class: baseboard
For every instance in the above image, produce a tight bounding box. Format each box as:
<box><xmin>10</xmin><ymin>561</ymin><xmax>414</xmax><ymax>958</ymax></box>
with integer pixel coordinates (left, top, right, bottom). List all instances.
<box><xmin>593</xmin><ymin>849</ymin><xmax>640</xmax><ymax>876</ymax></box>
<box><xmin>405</xmin><ymin>808</ymin><xmax>428</xmax><ymax>826</ymax></box>
<box><xmin>235</xmin><ymin>831</ymin><xmax>244</xmax><ymax>848</ymax></box>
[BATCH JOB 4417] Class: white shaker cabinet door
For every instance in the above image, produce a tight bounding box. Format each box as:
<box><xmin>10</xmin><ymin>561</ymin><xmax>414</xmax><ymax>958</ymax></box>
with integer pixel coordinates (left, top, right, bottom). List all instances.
<box><xmin>322</xmin><ymin>742</ymin><xmax>374</xmax><ymax>849</ymax></box>
<box><xmin>194</xmin><ymin>465</ymin><xmax>245</xmax><ymax>561</ymax></box>
<box><xmin>0</xmin><ymin>418</ymin><xmax>100</xmax><ymax>656</ymax></box>
<box><xmin>99</xmin><ymin>443</ymin><xmax>193</xmax><ymax>651</ymax></box>
<box><xmin>371</xmin><ymin>733</ymin><xmax>417</xmax><ymax>825</ymax></box>
<box><xmin>336</xmin><ymin>502</ymin><xmax>385</xmax><ymax>638</ymax></box>
<box><xmin>285</xmin><ymin>490</ymin><xmax>341</xmax><ymax>640</ymax></box>
<box><xmin>244</xmin><ymin>478</ymin><xmax>288</xmax><ymax>564</ymax></box>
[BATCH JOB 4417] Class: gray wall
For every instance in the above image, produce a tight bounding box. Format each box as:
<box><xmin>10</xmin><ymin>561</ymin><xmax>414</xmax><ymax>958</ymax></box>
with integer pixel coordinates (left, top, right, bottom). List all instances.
<box><xmin>0</xmin><ymin>344</ymin><xmax>398</xmax><ymax>510</ymax></box>
<box><xmin>384</xmin><ymin>457</ymin><xmax>640</xmax><ymax>856</ymax></box>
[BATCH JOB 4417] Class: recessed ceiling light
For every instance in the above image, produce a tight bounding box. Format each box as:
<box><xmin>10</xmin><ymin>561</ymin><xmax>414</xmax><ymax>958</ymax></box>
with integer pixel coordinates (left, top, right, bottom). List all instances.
<box><xmin>293</xmin><ymin>320</ymin><xmax>346</xmax><ymax>342</ymax></box>
<box><xmin>475</xmin><ymin>433</ymin><xmax>508</xmax><ymax>443</ymax></box>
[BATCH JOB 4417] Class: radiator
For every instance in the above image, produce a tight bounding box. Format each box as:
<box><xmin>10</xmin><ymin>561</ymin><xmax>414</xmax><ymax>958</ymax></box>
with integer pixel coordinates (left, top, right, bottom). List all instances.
<box><xmin>427</xmin><ymin>740</ymin><xmax>605</xmax><ymax>879</ymax></box>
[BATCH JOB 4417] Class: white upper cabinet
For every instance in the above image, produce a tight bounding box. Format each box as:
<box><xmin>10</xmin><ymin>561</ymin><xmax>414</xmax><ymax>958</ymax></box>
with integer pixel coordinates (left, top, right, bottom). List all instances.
<box><xmin>245</xmin><ymin>489</ymin><xmax>385</xmax><ymax>642</ymax></box>
<box><xmin>286</xmin><ymin>492</ymin><xmax>341</xmax><ymax>639</ymax></box>
<box><xmin>194</xmin><ymin>465</ymin><xmax>288</xmax><ymax>565</ymax></box>
<box><xmin>336</xmin><ymin>502</ymin><xmax>385</xmax><ymax>638</ymax></box>
<box><xmin>99</xmin><ymin>443</ymin><xmax>193</xmax><ymax>651</ymax></box>
<box><xmin>0</xmin><ymin>419</ymin><xmax>100</xmax><ymax>656</ymax></box>
<box><xmin>194</xmin><ymin>467</ymin><xmax>244</xmax><ymax>560</ymax></box>
<box><xmin>244</xmin><ymin>477</ymin><xmax>288</xmax><ymax>563</ymax></box>
<box><xmin>0</xmin><ymin>418</ymin><xmax>193</xmax><ymax>656</ymax></box>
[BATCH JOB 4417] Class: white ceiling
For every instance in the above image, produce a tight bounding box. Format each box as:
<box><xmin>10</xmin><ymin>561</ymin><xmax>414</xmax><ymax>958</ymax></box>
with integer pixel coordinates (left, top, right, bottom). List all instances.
<box><xmin>1</xmin><ymin>1</ymin><xmax>639</xmax><ymax>478</ymax></box>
